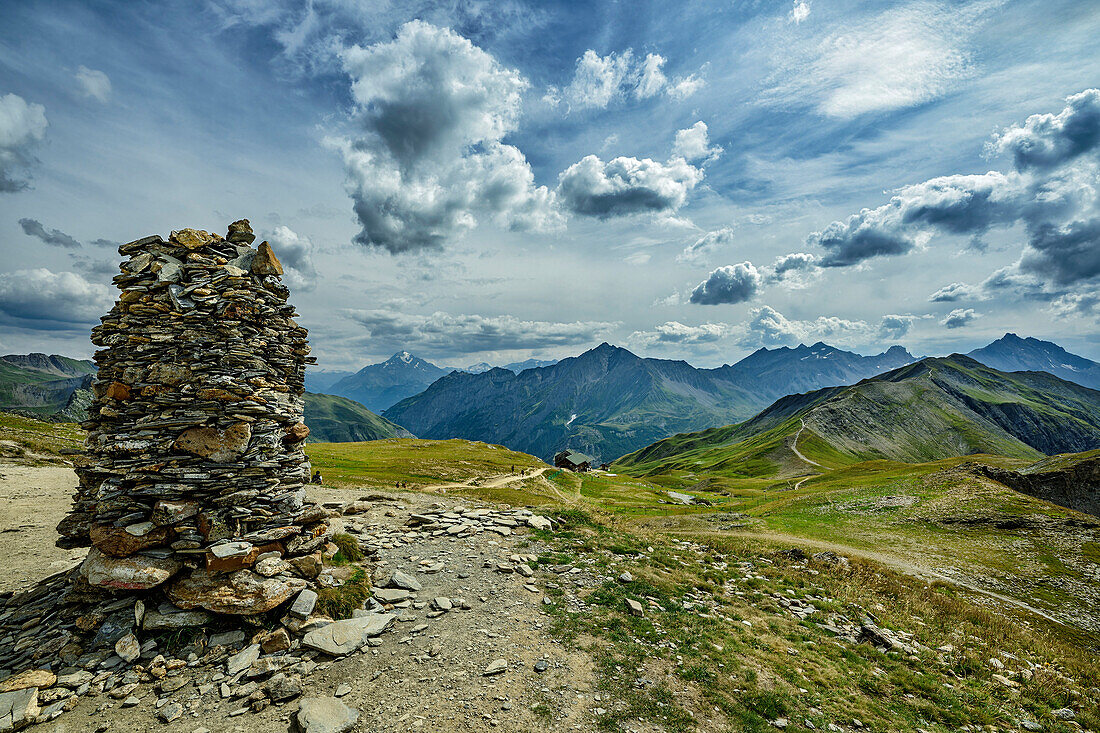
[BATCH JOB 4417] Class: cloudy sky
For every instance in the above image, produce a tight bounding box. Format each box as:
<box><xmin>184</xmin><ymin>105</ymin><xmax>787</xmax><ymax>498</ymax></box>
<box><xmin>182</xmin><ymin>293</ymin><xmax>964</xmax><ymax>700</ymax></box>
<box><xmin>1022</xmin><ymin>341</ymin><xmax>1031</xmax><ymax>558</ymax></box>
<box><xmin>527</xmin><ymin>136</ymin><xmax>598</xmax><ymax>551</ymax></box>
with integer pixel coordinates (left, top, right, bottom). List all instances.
<box><xmin>1</xmin><ymin>0</ymin><xmax>1098</xmax><ymax>370</ymax></box>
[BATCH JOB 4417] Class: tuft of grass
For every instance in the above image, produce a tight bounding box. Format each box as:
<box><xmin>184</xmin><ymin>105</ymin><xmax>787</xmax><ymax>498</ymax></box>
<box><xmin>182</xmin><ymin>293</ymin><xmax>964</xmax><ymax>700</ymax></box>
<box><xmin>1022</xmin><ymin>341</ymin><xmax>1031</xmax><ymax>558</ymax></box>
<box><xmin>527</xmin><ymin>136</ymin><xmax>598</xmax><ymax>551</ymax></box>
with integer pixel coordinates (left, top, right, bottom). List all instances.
<box><xmin>315</xmin><ymin>569</ymin><xmax>372</xmax><ymax>619</ymax></box>
<box><xmin>331</xmin><ymin>533</ymin><xmax>363</xmax><ymax>564</ymax></box>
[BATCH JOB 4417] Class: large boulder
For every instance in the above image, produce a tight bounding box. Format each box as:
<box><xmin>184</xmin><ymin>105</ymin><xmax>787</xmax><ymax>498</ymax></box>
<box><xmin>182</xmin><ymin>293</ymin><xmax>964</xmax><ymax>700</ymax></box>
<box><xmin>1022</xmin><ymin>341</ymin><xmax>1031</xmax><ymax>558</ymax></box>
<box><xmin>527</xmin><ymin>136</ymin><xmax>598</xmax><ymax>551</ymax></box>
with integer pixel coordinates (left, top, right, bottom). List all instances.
<box><xmin>167</xmin><ymin>569</ymin><xmax>307</xmax><ymax>615</ymax></box>
<box><xmin>301</xmin><ymin>614</ymin><xmax>396</xmax><ymax>656</ymax></box>
<box><xmin>294</xmin><ymin>697</ymin><xmax>358</xmax><ymax>733</ymax></box>
<box><xmin>79</xmin><ymin>548</ymin><xmax>181</xmax><ymax>591</ymax></box>
<box><xmin>0</xmin><ymin>687</ymin><xmax>39</xmax><ymax>731</ymax></box>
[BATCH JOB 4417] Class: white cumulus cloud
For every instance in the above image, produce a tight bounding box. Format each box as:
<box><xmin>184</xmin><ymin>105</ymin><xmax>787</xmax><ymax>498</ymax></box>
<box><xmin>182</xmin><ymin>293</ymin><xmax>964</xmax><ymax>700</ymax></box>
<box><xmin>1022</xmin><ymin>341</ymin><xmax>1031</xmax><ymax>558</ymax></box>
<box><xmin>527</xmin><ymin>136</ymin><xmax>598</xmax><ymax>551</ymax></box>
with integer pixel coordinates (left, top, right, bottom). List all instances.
<box><xmin>672</xmin><ymin>121</ymin><xmax>723</xmax><ymax>163</ymax></box>
<box><xmin>0</xmin><ymin>268</ymin><xmax>114</xmax><ymax>329</ymax></box>
<box><xmin>332</xmin><ymin>21</ymin><xmax>560</xmax><ymax>254</ymax></box>
<box><xmin>550</xmin><ymin>48</ymin><xmax>705</xmax><ymax>111</ymax></box>
<box><xmin>556</xmin><ymin>154</ymin><xmax>703</xmax><ymax>219</ymax></box>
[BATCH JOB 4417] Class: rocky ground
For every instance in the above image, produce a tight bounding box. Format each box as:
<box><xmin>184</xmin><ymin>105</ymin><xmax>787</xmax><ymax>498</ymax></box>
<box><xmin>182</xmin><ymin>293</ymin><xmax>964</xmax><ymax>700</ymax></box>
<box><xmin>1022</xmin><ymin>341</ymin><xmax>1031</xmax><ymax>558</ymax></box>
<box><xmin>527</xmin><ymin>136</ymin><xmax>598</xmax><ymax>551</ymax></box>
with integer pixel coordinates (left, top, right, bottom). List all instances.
<box><xmin>0</xmin><ymin>464</ymin><xmax>601</xmax><ymax>732</ymax></box>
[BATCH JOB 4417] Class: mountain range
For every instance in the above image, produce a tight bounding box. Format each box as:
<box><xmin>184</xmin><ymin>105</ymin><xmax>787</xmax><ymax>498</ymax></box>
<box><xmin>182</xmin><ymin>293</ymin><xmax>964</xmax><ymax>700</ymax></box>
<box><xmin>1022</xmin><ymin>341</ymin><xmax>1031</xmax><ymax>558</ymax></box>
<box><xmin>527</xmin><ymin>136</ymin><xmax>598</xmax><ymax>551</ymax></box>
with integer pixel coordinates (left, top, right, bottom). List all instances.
<box><xmin>616</xmin><ymin>354</ymin><xmax>1100</xmax><ymax>477</ymax></box>
<box><xmin>327</xmin><ymin>352</ymin><xmax>450</xmax><ymax>413</ymax></box>
<box><xmin>382</xmin><ymin>341</ymin><xmax>917</xmax><ymax>462</ymax></box>
<box><xmin>321</xmin><ymin>352</ymin><xmax>560</xmax><ymax>412</ymax></box>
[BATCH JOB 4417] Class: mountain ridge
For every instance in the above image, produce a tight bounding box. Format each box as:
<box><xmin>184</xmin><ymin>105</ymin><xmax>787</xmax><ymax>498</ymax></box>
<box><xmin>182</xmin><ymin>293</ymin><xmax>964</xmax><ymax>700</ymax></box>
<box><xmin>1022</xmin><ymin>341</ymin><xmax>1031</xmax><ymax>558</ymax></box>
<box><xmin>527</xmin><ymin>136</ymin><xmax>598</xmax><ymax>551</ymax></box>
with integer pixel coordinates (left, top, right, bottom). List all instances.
<box><xmin>616</xmin><ymin>354</ymin><xmax>1100</xmax><ymax>476</ymax></box>
<box><xmin>382</xmin><ymin>341</ymin><xmax>917</xmax><ymax>462</ymax></box>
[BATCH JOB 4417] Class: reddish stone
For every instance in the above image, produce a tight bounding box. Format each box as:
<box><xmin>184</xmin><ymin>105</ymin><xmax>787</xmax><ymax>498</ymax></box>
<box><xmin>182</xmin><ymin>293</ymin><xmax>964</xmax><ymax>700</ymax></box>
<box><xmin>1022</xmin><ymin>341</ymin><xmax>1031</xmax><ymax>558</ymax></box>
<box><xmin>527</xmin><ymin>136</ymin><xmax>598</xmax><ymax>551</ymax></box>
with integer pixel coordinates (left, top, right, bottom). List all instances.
<box><xmin>284</xmin><ymin>422</ymin><xmax>310</xmax><ymax>443</ymax></box>
<box><xmin>90</xmin><ymin>523</ymin><xmax>173</xmax><ymax>557</ymax></box>
<box><xmin>105</xmin><ymin>382</ymin><xmax>131</xmax><ymax>400</ymax></box>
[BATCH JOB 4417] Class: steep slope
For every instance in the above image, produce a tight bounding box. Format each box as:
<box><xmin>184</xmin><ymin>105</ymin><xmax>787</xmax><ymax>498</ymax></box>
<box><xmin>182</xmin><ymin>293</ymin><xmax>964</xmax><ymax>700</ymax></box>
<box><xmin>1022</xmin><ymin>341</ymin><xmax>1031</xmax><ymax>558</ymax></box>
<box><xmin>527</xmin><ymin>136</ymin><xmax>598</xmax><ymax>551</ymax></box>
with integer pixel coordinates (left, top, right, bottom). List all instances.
<box><xmin>303</xmin><ymin>392</ymin><xmax>414</xmax><ymax>443</ymax></box>
<box><xmin>972</xmin><ymin>448</ymin><xmax>1100</xmax><ymax>517</ymax></box>
<box><xmin>968</xmin><ymin>332</ymin><xmax>1100</xmax><ymax>390</ymax></box>
<box><xmin>617</xmin><ymin>355</ymin><xmax>1100</xmax><ymax>476</ymax></box>
<box><xmin>0</xmin><ymin>356</ymin><xmax>95</xmax><ymax>420</ymax></box>
<box><xmin>328</xmin><ymin>351</ymin><xmax>449</xmax><ymax>413</ymax></box>
<box><xmin>382</xmin><ymin>342</ymin><xmax>919</xmax><ymax>462</ymax></box>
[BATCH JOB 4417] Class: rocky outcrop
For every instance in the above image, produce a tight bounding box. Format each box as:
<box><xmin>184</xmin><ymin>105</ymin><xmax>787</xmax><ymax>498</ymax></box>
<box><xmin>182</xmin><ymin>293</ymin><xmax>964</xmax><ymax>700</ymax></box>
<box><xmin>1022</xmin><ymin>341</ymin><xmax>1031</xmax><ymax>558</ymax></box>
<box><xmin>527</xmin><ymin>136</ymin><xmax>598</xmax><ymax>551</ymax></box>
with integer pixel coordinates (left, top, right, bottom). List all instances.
<box><xmin>973</xmin><ymin>449</ymin><xmax>1100</xmax><ymax>518</ymax></box>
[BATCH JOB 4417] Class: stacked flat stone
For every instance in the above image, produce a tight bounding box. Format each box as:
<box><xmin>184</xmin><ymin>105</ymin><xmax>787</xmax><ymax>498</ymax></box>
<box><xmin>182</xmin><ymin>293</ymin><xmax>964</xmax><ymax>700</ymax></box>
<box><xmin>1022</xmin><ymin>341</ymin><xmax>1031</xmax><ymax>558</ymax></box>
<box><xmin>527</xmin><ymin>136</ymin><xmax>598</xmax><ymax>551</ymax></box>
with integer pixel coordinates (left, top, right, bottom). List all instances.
<box><xmin>56</xmin><ymin>220</ymin><xmax>322</xmax><ymax>616</ymax></box>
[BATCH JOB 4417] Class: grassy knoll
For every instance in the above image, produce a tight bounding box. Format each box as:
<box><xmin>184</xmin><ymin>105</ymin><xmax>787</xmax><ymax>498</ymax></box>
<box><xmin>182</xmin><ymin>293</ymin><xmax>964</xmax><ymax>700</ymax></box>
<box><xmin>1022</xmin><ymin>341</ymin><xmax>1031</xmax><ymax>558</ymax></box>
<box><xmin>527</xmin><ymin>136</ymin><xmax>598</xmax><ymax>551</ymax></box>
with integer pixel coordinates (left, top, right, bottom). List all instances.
<box><xmin>305</xmin><ymin>437</ymin><xmax>547</xmax><ymax>489</ymax></box>
<box><xmin>0</xmin><ymin>411</ymin><xmax>84</xmax><ymax>460</ymax></box>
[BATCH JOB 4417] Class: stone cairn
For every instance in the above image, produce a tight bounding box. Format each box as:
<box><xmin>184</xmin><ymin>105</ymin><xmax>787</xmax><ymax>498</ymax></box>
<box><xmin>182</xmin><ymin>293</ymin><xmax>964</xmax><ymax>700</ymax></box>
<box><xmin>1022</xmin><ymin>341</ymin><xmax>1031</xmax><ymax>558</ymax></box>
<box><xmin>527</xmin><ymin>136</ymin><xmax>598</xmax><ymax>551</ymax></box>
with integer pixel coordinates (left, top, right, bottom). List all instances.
<box><xmin>0</xmin><ymin>221</ymin><xmax>359</xmax><ymax>730</ymax></box>
<box><xmin>0</xmin><ymin>221</ymin><xmax>557</xmax><ymax>731</ymax></box>
<box><xmin>56</xmin><ymin>220</ymin><xmax>319</xmax><ymax>616</ymax></box>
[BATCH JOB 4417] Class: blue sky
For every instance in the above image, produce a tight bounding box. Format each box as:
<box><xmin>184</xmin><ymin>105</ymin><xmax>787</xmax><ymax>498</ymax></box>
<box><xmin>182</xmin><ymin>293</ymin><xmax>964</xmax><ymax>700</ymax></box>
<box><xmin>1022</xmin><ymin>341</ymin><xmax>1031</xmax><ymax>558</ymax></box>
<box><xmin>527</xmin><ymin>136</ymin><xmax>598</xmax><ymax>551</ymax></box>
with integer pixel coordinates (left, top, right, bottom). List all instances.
<box><xmin>0</xmin><ymin>0</ymin><xmax>1098</xmax><ymax>369</ymax></box>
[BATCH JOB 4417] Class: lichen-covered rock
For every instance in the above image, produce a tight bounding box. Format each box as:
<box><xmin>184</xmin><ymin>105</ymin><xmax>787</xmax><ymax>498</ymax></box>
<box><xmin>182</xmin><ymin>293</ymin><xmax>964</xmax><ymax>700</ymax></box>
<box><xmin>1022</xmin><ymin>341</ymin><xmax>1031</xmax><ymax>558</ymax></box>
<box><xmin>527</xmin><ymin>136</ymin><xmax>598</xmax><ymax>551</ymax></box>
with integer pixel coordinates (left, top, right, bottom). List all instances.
<box><xmin>0</xmin><ymin>670</ymin><xmax>55</xmax><ymax>693</ymax></box>
<box><xmin>79</xmin><ymin>548</ymin><xmax>181</xmax><ymax>590</ymax></box>
<box><xmin>167</xmin><ymin>569</ymin><xmax>307</xmax><ymax>615</ymax></box>
<box><xmin>252</xmin><ymin>240</ymin><xmax>284</xmax><ymax>275</ymax></box>
<box><xmin>173</xmin><ymin>422</ymin><xmax>252</xmax><ymax>462</ymax></box>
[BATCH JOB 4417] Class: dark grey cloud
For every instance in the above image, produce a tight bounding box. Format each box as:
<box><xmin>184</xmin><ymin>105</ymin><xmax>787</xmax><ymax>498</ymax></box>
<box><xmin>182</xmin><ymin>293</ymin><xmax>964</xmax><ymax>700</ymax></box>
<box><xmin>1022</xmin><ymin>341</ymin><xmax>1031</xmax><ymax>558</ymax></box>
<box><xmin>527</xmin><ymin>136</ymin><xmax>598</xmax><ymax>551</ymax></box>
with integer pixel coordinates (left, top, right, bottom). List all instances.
<box><xmin>689</xmin><ymin>262</ymin><xmax>761</xmax><ymax>305</ymax></box>
<box><xmin>556</xmin><ymin>154</ymin><xmax>702</xmax><ymax>218</ymax></box>
<box><xmin>989</xmin><ymin>88</ymin><xmax>1100</xmax><ymax>171</ymax></box>
<box><xmin>19</xmin><ymin>218</ymin><xmax>81</xmax><ymax>249</ymax></box>
<box><xmin>1018</xmin><ymin>217</ymin><xmax>1100</xmax><ymax>287</ymax></box>
<box><xmin>802</xmin><ymin>91</ymin><xmax>1100</xmax><ymax>313</ymax></box>
<box><xmin>333</xmin><ymin>21</ymin><xmax>559</xmax><ymax>254</ymax></box>
<box><xmin>344</xmin><ymin>308</ymin><xmax>618</xmax><ymax>357</ymax></box>
<box><xmin>941</xmin><ymin>307</ymin><xmax>978</xmax><ymax>329</ymax></box>
<box><xmin>0</xmin><ymin>268</ymin><xmax>114</xmax><ymax>330</ymax></box>
<box><xmin>0</xmin><ymin>93</ymin><xmax>48</xmax><ymax>193</ymax></box>
<box><xmin>807</xmin><ymin>172</ymin><xmax>1022</xmax><ymax>267</ymax></box>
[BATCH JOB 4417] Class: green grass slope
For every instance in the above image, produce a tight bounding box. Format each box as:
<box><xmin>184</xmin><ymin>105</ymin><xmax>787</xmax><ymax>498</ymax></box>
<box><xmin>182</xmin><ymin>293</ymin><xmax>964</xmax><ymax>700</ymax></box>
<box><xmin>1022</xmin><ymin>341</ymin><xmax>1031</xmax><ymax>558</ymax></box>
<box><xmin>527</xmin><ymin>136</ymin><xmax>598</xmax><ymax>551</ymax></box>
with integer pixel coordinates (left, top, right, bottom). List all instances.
<box><xmin>616</xmin><ymin>355</ymin><xmax>1100</xmax><ymax>479</ymax></box>
<box><xmin>303</xmin><ymin>392</ymin><xmax>414</xmax><ymax>443</ymax></box>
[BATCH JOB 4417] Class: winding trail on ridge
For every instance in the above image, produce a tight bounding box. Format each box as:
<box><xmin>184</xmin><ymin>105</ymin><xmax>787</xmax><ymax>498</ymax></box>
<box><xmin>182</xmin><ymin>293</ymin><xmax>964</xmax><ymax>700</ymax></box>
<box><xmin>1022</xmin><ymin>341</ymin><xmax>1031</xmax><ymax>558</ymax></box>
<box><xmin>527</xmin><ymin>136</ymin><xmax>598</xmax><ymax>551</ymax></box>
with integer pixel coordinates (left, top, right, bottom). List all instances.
<box><xmin>791</xmin><ymin>419</ymin><xmax>822</xmax><ymax>489</ymax></box>
<box><xmin>419</xmin><ymin>466</ymin><xmax>552</xmax><ymax>493</ymax></box>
